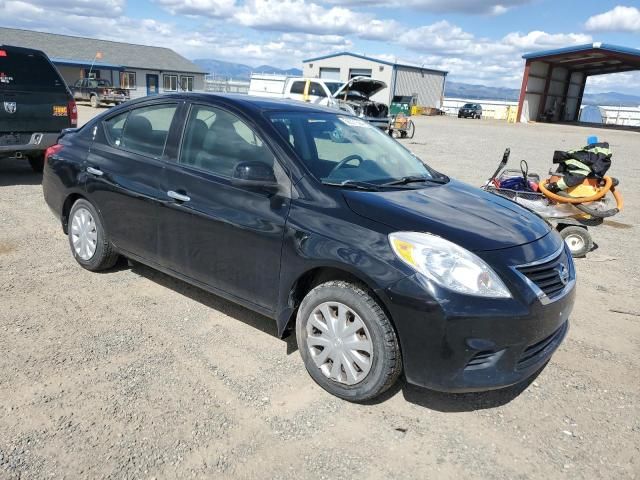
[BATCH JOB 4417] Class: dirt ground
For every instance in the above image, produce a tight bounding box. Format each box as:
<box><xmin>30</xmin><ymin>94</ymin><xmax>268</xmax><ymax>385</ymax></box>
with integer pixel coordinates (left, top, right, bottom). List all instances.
<box><xmin>1</xmin><ymin>106</ymin><xmax>638</xmax><ymax>479</ymax></box>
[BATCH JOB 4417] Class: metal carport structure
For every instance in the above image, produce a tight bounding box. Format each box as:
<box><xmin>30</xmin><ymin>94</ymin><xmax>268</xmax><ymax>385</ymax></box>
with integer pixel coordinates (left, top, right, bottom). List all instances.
<box><xmin>516</xmin><ymin>43</ymin><xmax>640</xmax><ymax>123</ymax></box>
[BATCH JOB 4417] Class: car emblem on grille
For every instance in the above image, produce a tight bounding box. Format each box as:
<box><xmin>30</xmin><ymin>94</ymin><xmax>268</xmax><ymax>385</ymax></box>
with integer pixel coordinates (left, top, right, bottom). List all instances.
<box><xmin>556</xmin><ymin>263</ymin><xmax>569</xmax><ymax>286</ymax></box>
<box><xmin>3</xmin><ymin>101</ymin><xmax>16</xmax><ymax>114</ymax></box>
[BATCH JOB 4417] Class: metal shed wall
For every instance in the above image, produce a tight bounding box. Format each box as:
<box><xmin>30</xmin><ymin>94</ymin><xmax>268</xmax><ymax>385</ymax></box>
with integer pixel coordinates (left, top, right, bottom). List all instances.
<box><xmin>393</xmin><ymin>66</ymin><xmax>445</xmax><ymax>108</ymax></box>
<box><xmin>303</xmin><ymin>55</ymin><xmax>393</xmax><ymax>104</ymax></box>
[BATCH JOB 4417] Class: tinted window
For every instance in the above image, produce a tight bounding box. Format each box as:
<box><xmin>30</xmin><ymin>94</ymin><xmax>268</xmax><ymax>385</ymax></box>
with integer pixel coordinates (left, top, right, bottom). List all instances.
<box><xmin>325</xmin><ymin>82</ymin><xmax>342</xmax><ymax>95</ymax></box>
<box><xmin>0</xmin><ymin>49</ymin><xmax>65</xmax><ymax>91</ymax></box>
<box><xmin>104</xmin><ymin>111</ymin><xmax>129</xmax><ymax>147</ymax></box>
<box><xmin>180</xmin><ymin>105</ymin><xmax>275</xmax><ymax>177</ymax></box>
<box><xmin>290</xmin><ymin>81</ymin><xmax>305</xmax><ymax>95</ymax></box>
<box><xmin>104</xmin><ymin>104</ymin><xmax>177</xmax><ymax>158</ymax></box>
<box><xmin>308</xmin><ymin>82</ymin><xmax>327</xmax><ymax>98</ymax></box>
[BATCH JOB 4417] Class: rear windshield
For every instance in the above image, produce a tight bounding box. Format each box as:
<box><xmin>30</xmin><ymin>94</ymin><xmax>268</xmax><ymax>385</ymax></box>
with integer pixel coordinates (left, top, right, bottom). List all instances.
<box><xmin>0</xmin><ymin>48</ymin><xmax>66</xmax><ymax>91</ymax></box>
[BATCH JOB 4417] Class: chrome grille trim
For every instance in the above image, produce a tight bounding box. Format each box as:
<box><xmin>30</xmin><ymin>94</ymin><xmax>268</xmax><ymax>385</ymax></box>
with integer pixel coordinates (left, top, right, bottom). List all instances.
<box><xmin>512</xmin><ymin>245</ymin><xmax>575</xmax><ymax>305</ymax></box>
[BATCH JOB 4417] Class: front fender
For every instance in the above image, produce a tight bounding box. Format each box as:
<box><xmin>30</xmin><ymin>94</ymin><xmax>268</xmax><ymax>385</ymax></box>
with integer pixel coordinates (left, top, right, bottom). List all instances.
<box><xmin>274</xmin><ymin>205</ymin><xmax>412</xmax><ymax>336</ymax></box>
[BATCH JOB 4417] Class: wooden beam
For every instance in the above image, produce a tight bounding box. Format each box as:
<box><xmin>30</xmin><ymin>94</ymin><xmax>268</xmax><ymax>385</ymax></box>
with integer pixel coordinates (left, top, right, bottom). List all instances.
<box><xmin>575</xmin><ymin>76</ymin><xmax>587</xmax><ymax>122</ymax></box>
<box><xmin>560</xmin><ymin>70</ymin><xmax>572</xmax><ymax>121</ymax></box>
<box><xmin>516</xmin><ymin>61</ymin><xmax>530</xmax><ymax>123</ymax></box>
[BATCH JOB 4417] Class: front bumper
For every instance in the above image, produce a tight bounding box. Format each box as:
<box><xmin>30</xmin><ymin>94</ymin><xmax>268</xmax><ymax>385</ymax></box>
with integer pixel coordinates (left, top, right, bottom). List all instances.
<box><xmin>0</xmin><ymin>132</ymin><xmax>59</xmax><ymax>157</ymax></box>
<box><xmin>380</xmin><ymin>233</ymin><xmax>575</xmax><ymax>392</ymax></box>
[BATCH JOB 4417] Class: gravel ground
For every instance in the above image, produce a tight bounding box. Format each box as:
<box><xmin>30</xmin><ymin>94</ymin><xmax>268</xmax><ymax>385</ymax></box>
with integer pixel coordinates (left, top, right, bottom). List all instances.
<box><xmin>1</xmin><ymin>106</ymin><xmax>639</xmax><ymax>479</ymax></box>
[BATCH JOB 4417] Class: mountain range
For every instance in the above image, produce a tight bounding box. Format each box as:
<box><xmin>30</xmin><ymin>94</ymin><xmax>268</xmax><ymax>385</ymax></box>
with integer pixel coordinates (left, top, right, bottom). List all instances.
<box><xmin>193</xmin><ymin>58</ymin><xmax>302</xmax><ymax>80</ymax></box>
<box><xmin>193</xmin><ymin>58</ymin><xmax>640</xmax><ymax>107</ymax></box>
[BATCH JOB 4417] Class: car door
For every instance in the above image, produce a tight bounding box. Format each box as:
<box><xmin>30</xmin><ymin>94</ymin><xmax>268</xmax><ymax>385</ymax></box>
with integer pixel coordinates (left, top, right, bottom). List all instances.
<box><xmin>158</xmin><ymin>103</ymin><xmax>291</xmax><ymax>312</ymax></box>
<box><xmin>307</xmin><ymin>81</ymin><xmax>329</xmax><ymax>106</ymax></box>
<box><xmin>85</xmin><ymin>101</ymin><xmax>180</xmax><ymax>262</ymax></box>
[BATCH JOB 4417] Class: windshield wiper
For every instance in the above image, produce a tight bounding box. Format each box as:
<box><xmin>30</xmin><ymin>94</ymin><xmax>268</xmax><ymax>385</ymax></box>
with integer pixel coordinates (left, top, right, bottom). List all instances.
<box><xmin>382</xmin><ymin>175</ymin><xmax>448</xmax><ymax>186</ymax></box>
<box><xmin>322</xmin><ymin>179</ymin><xmax>382</xmax><ymax>191</ymax></box>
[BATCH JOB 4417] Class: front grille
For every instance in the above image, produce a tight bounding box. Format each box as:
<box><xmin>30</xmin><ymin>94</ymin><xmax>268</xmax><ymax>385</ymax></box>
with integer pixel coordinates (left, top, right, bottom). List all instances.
<box><xmin>517</xmin><ymin>322</ymin><xmax>567</xmax><ymax>370</ymax></box>
<box><xmin>516</xmin><ymin>249</ymin><xmax>570</xmax><ymax>300</ymax></box>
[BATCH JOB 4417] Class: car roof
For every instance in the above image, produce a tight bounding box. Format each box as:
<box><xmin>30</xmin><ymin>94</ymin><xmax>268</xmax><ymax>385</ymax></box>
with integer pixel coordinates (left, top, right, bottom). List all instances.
<box><xmin>125</xmin><ymin>92</ymin><xmax>345</xmax><ymax>116</ymax></box>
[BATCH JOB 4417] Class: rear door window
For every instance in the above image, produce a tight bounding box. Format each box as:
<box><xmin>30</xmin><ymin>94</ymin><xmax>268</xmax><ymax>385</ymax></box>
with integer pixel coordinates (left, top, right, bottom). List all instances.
<box><xmin>102</xmin><ymin>104</ymin><xmax>178</xmax><ymax>158</ymax></box>
<box><xmin>0</xmin><ymin>48</ymin><xmax>66</xmax><ymax>91</ymax></box>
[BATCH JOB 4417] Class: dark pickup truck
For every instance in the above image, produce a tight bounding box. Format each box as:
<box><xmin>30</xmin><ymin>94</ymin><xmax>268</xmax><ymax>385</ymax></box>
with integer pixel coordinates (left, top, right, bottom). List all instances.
<box><xmin>70</xmin><ymin>78</ymin><xmax>129</xmax><ymax>108</ymax></box>
<box><xmin>0</xmin><ymin>44</ymin><xmax>77</xmax><ymax>172</ymax></box>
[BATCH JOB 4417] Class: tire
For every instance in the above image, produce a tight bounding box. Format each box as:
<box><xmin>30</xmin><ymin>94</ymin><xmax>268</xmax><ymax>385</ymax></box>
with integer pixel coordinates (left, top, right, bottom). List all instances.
<box><xmin>458</xmin><ymin>114</ymin><xmax>462</xmax><ymax>118</ymax></box>
<box><xmin>90</xmin><ymin>95</ymin><xmax>99</xmax><ymax>108</ymax></box>
<box><xmin>559</xmin><ymin>226</ymin><xmax>592</xmax><ymax>258</ymax></box>
<box><xmin>296</xmin><ymin>280</ymin><xmax>402</xmax><ymax>402</ymax></box>
<box><xmin>68</xmin><ymin>198</ymin><xmax>119</xmax><ymax>271</ymax></box>
<box><xmin>28</xmin><ymin>154</ymin><xmax>44</xmax><ymax>173</ymax></box>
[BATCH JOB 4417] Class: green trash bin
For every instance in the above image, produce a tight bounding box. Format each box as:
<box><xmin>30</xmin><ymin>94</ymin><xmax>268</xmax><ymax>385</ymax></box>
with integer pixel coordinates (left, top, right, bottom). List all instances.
<box><xmin>389</xmin><ymin>96</ymin><xmax>412</xmax><ymax>116</ymax></box>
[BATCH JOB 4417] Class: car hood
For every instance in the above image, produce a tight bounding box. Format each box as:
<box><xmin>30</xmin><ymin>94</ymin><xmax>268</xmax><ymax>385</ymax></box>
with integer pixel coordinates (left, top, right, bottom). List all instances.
<box><xmin>333</xmin><ymin>76</ymin><xmax>386</xmax><ymax>100</ymax></box>
<box><xmin>343</xmin><ymin>179</ymin><xmax>551</xmax><ymax>252</ymax></box>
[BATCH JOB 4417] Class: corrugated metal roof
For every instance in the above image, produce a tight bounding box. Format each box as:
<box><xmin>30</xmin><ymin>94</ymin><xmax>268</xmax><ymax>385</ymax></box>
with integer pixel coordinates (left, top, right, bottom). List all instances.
<box><xmin>303</xmin><ymin>51</ymin><xmax>447</xmax><ymax>75</ymax></box>
<box><xmin>522</xmin><ymin>43</ymin><xmax>640</xmax><ymax>60</ymax></box>
<box><xmin>0</xmin><ymin>27</ymin><xmax>205</xmax><ymax>74</ymax></box>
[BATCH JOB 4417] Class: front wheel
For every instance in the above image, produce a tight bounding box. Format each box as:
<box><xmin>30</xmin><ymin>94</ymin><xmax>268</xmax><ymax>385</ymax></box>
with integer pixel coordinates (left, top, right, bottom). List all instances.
<box><xmin>296</xmin><ymin>281</ymin><xmax>402</xmax><ymax>402</ymax></box>
<box><xmin>559</xmin><ymin>226</ymin><xmax>592</xmax><ymax>257</ymax></box>
<box><xmin>68</xmin><ymin>199</ymin><xmax>119</xmax><ymax>271</ymax></box>
<box><xmin>90</xmin><ymin>95</ymin><xmax>99</xmax><ymax>108</ymax></box>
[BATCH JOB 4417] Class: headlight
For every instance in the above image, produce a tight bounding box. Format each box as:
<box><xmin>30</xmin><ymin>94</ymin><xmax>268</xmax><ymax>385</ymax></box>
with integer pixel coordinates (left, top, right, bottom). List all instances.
<box><xmin>389</xmin><ymin>232</ymin><xmax>511</xmax><ymax>298</ymax></box>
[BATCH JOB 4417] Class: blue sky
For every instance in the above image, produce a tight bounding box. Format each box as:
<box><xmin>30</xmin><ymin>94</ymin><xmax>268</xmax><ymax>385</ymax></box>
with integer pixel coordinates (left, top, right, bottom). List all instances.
<box><xmin>2</xmin><ymin>0</ymin><xmax>639</xmax><ymax>93</ymax></box>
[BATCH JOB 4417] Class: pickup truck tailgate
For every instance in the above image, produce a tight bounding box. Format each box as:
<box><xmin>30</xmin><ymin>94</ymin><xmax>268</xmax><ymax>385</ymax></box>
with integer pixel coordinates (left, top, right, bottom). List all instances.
<box><xmin>0</xmin><ymin>45</ymin><xmax>72</xmax><ymax>134</ymax></box>
<box><xmin>0</xmin><ymin>88</ymin><xmax>71</xmax><ymax>133</ymax></box>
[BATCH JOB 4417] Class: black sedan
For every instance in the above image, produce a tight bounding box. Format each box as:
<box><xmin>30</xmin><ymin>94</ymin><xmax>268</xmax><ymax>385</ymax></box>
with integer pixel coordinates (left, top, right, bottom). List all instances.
<box><xmin>42</xmin><ymin>94</ymin><xmax>574</xmax><ymax>401</ymax></box>
<box><xmin>458</xmin><ymin>103</ymin><xmax>483</xmax><ymax>119</ymax></box>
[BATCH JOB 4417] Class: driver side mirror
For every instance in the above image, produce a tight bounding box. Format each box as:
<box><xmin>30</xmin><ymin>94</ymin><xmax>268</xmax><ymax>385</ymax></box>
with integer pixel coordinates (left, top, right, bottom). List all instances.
<box><xmin>231</xmin><ymin>161</ymin><xmax>279</xmax><ymax>191</ymax></box>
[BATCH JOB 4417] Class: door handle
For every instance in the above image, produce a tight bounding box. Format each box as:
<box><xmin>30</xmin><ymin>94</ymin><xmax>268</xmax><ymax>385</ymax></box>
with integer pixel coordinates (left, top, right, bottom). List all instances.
<box><xmin>167</xmin><ymin>190</ymin><xmax>190</xmax><ymax>202</ymax></box>
<box><xmin>86</xmin><ymin>166</ymin><xmax>103</xmax><ymax>176</ymax></box>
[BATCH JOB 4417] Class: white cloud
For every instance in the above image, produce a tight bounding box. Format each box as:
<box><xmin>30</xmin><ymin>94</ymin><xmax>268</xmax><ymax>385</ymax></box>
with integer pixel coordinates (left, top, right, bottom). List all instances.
<box><xmin>325</xmin><ymin>0</ymin><xmax>532</xmax><ymax>14</ymax></box>
<box><xmin>585</xmin><ymin>5</ymin><xmax>640</xmax><ymax>33</ymax></box>
<box><xmin>1</xmin><ymin>0</ymin><xmax>125</xmax><ymax>16</ymax></box>
<box><xmin>395</xmin><ymin>22</ymin><xmax>594</xmax><ymax>89</ymax></box>
<box><xmin>502</xmin><ymin>31</ymin><xmax>592</xmax><ymax>50</ymax></box>
<box><xmin>586</xmin><ymin>71</ymin><xmax>640</xmax><ymax>93</ymax></box>
<box><xmin>155</xmin><ymin>0</ymin><xmax>236</xmax><ymax>18</ymax></box>
<box><xmin>233</xmin><ymin>0</ymin><xmax>398</xmax><ymax>39</ymax></box>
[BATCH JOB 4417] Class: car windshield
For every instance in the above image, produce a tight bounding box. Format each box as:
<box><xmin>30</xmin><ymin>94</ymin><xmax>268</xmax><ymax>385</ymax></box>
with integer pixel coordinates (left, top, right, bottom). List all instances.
<box><xmin>463</xmin><ymin>103</ymin><xmax>475</xmax><ymax>108</ymax></box>
<box><xmin>268</xmin><ymin>112</ymin><xmax>441</xmax><ymax>185</ymax></box>
<box><xmin>325</xmin><ymin>82</ymin><xmax>343</xmax><ymax>95</ymax></box>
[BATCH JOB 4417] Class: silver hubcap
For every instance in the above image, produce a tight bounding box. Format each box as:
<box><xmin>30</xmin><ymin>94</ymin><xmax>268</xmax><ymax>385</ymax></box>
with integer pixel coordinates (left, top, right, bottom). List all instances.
<box><xmin>564</xmin><ymin>234</ymin><xmax>584</xmax><ymax>252</ymax></box>
<box><xmin>70</xmin><ymin>207</ymin><xmax>98</xmax><ymax>260</ymax></box>
<box><xmin>306</xmin><ymin>302</ymin><xmax>373</xmax><ymax>385</ymax></box>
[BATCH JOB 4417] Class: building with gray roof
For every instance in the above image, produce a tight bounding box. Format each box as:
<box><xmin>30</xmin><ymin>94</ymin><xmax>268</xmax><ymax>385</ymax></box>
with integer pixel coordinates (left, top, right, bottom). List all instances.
<box><xmin>0</xmin><ymin>27</ymin><xmax>206</xmax><ymax>99</ymax></box>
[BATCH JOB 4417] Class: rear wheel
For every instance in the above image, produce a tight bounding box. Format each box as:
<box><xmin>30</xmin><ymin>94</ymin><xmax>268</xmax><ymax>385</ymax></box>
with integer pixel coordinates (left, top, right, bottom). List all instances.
<box><xmin>68</xmin><ymin>199</ymin><xmax>119</xmax><ymax>271</ymax></box>
<box><xmin>90</xmin><ymin>95</ymin><xmax>99</xmax><ymax>108</ymax></box>
<box><xmin>296</xmin><ymin>281</ymin><xmax>402</xmax><ymax>402</ymax></box>
<box><xmin>559</xmin><ymin>226</ymin><xmax>592</xmax><ymax>258</ymax></box>
<box><xmin>28</xmin><ymin>154</ymin><xmax>44</xmax><ymax>173</ymax></box>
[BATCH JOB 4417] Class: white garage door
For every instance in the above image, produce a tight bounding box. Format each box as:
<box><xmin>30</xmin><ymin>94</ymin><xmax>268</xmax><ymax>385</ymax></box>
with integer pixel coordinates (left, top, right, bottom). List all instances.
<box><xmin>319</xmin><ymin>68</ymin><xmax>341</xmax><ymax>80</ymax></box>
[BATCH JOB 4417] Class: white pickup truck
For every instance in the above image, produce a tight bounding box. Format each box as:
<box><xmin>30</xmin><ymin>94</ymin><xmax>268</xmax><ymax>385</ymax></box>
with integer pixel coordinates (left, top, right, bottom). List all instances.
<box><xmin>248</xmin><ymin>74</ymin><xmax>390</xmax><ymax>129</ymax></box>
